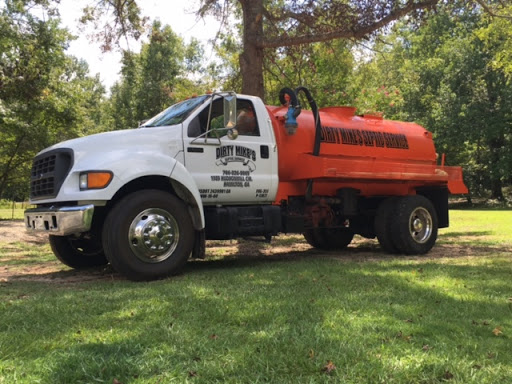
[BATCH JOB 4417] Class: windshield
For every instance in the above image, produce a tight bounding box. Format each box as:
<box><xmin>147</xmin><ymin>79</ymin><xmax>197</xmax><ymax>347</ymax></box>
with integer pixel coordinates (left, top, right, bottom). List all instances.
<box><xmin>141</xmin><ymin>95</ymin><xmax>210</xmax><ymax>127</ymax></box>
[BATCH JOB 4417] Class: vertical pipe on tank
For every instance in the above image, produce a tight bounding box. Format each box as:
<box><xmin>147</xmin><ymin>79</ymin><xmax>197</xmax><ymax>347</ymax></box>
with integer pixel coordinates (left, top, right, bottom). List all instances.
<box><xmin>295</xmin><ymin>87</ymin><xmax>321</xmax><ymax>157</ymax></box>
<box><xmin>295</xmin><ymin>87</ymin><xmax>322</xmax><ymax>199</ymax></box>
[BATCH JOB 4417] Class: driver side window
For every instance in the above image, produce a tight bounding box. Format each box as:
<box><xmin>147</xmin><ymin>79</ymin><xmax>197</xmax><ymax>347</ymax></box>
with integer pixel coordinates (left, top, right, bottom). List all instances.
<box><xmin>187</xmin><ymin>98</ymin><xmax>260</xmax><ymax>138</ymax></box>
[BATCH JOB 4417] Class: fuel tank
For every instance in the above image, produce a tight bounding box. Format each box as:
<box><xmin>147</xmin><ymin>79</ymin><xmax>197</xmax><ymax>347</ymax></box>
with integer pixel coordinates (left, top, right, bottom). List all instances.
<box><xmin>266</xmin><ymin>105</ymin><xmax>468</xmax><ymax>199</ymax></box>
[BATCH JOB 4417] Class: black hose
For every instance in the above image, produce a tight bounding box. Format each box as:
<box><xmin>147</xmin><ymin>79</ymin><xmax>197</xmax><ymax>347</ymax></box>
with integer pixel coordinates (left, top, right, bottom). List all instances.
<box><xmin>279</xmin><ymin>87</ymin><xmax>299</xmax><ymax>107</ymax></box>
<box><xmin>293</xmin><ymin>87</ymin><xmax>322</xmax><ymax>200</ymax></box>
<box><xmin>295</xmin><ymin>86</ymin><xmax>321</xmax><ymax>157</ymax></box>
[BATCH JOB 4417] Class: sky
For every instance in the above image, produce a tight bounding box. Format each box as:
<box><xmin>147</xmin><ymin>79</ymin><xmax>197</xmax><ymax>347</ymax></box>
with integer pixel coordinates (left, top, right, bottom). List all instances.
<box><xmin>58</xmin><ymin>0</ymin><xmax>221</xmax><ymax>90</ymax></box>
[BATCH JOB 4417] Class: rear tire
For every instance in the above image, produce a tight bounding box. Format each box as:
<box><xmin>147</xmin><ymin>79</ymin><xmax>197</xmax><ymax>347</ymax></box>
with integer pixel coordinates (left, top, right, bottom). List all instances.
<box><xmin>102</xmin><ymin>190</ymin><xmax>194</xmax><ymax>281</ymax></box>
<box><xmin>391</xmin><ymin>195</ymin><xmax>438</xmax><ymax>255</ymax></box>
<box><xmin>375</xmin><ymin>197</ymin><xmax>400</xmax><ymax>253</ymax></box>
<box><xmin>49</xmin><ymin>234</ymin><xmax>108</xmax><ymax>269</ymax></box>
<box><xmin>304</xmin><ymin>228</ymin><xmax>354</xmax><ymax>250</ymax></box>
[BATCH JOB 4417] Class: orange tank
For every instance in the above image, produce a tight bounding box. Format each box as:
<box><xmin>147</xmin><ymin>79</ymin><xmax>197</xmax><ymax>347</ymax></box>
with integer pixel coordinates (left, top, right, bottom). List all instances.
<box><xmin>266</xmin><ymin>105</ymin><xmax>468</xmax><ymax>203</ymax></box>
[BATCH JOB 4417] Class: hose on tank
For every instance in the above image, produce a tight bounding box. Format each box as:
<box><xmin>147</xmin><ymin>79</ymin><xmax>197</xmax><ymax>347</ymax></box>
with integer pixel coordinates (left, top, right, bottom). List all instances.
<box><xmin>294</xmin><ymin>87</ymin><xmax>322</xmax><ymax>199</ymax></box>
<box><xmin>294</xmin><ymin>86</ymin><xmax>321</xmax><ymax>157</ymax></box>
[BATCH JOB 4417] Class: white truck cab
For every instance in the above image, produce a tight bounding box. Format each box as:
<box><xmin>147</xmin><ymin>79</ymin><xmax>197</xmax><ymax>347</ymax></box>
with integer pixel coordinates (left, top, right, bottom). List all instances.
<box><xmin>25</xmin><ymin>93</ymin><xmax>281</xmax><ymax>280</ymax></box>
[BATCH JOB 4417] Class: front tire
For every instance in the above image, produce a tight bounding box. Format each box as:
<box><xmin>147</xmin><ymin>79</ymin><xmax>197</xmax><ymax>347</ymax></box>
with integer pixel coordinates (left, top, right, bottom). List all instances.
<box><xmin>304</xmin><ymin>228</ymin><xmax>354</xmax><ymax>250</ymax></box>
<box><xmin>49</xmin><ymin>234</ymin><xmax>108</xmax><ymax>269</ymax></box>
<box><xmin>102</xmin><ymin>190</ymin><xmax>194</xmax><ymax>281</ymax></box>
<box><xmin>391</xmin><ymin>195</ymin><xmax>438</xmax><ymax>255</ymax></box>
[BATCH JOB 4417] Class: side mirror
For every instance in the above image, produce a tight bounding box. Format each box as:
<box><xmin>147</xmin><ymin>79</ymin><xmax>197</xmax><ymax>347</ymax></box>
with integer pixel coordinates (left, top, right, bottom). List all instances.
<box><xmin>227</xmin><ymin>128</ymin><xmax>239</xmax><ymax>140</ymax></box>
<box><xmin>224</xmin><ymin>94</ymin><xmax>237</xmax><ymax>130</ymax></box>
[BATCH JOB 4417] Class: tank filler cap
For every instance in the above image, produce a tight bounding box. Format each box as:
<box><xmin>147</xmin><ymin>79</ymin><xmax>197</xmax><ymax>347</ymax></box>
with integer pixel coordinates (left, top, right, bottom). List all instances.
<box><xmin>319</xmin><ymin>106</ymin><xmax>357</xmax><ymax>118</ymax></box>
<box><xmin>362</xmin><ymin>113</ymin><xmax>383</xmax><ymax>120</ymax></box>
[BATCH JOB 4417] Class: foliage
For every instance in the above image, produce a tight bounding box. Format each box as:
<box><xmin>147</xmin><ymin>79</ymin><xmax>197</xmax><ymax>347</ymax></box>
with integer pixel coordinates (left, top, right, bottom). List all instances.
<box><xmin>78</xmin><ymin>0</ymin><xmax>148</xmax><ymax>52</ymax></box>
<box><xmin>209</xmin><ymin>2</ymin><xmax>511</xmax><ymax>200</ymax></box>
<box><xmin>348</xmin><ymin>6</ymin><xmax>512</xmax><ymax>199</ymax></box>
<box><xmin>195</xmin><ymin>0</ymin><xmax>446</xmax><ymax>97</ymax></box>
<box><xmin>264</xmin><ymin>40</ymin><xmax>355</xmax><ymax>106</ymax></box>
<box><xmin>1</xmin><ymin>1</ymin><xmax>511</xmax><ymax>201</ymax></box>
<box><xmin>208</xmin><ymin>29</ymin><xmax>243</xmax><ymax>93</ymax></box>
<box><xmin>209</xmin><ymin>30</ymin><xmax>356</xmax><ymax>106</ymax></box>
<box><xmin>106</xmin><ymin>21</ymin><xmax>210</xmax><ymax>129</ymax></box>
<box><xmin>0</xmin><ymin>1</ymin><xmax>106</xmax><ymax>199</ymax></box>
<box><xmin>475</xmin><ymin>5</ymin><xmax>512</xmax><ymax>78</ymax></box>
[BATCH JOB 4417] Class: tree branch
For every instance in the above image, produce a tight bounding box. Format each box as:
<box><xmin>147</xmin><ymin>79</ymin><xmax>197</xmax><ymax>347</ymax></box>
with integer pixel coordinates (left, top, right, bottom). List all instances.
<box><xmin>474</xmin><ymin>0</ymin><xmax>512</xmax><ymax>19</ymax></box>
<box><xmin>260</xmin><ymin>0</ymin><xmax>440</xmax><ymax>49</ymax></box>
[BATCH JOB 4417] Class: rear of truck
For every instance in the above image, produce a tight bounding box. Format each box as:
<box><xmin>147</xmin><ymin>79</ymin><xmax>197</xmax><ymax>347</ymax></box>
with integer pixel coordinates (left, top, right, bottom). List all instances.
<box><xmin>267</xmin><ymin>88</ymin><xmax>467</xmax><ymax>254</ymax></box>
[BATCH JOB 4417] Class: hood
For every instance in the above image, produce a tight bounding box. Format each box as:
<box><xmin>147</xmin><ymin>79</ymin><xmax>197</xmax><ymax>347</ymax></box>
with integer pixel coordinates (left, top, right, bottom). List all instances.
<box><xmin>40</xmin><ymin>125</ymin><xmax>184</xmax><ymax>161</ymax></box>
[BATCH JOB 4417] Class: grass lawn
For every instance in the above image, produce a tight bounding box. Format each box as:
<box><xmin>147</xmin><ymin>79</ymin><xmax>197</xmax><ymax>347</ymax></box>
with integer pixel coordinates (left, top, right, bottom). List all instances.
<box><xmin>0</xmin><ymin>208</ymin><xmax>25</xmax><ymax>220</ymax></box>
<box><xmin>0</xmin><ymin>210</ymin><xmax>511</xmax><ymax>383</ymax></box>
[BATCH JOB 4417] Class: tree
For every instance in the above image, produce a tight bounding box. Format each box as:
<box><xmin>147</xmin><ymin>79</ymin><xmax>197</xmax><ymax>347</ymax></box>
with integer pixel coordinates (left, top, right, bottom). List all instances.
<box><xmin>0</xmin><ymin>1</ymin><xmax>106</xmax><ymax>199</ymax></box>
<box><xmin>263</xmin><ymin>40</ymin><xmax>355</xmax><ymax>106</ymax></box>
<box><xmin>474</xmin><ymin>4</ymin><xmax>512</xmax><ymax>78</ymax></box>
<box><xmin>196</xmin><ymin>0</ymin><xmax>445</xmax><ymax>98</ymax></box>
<box><xmin>78</xmin><ymin>0</ymin><xmax>148</xmax><ymax>52</ymax></box>
<box><xmin>75</xmin><ymin>1</ymin><xmax>510</xmax><ymax>100</ymax></box>
<box><xmin>107</xmin><ymin>21</ymin><xmax>207</xmax><ymax>129</ymax></box>
<box><xmin>135</xmin><ymin>22</ymin><xmax>187</xmax><ymax>119</ymax></box>
<box><xmin>350</xmin><ymin>5</ymin><xmax>512</xmax><ymax>199</ymax></box>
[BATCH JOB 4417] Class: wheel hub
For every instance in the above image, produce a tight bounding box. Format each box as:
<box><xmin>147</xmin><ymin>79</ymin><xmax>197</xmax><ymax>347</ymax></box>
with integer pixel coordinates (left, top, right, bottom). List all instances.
<box><xmin>409</xmin><ymin>207</ymin><xmax>432</xmax><ymax>244</ymax></box>
<box><xmin>129</xmin><ymin>208</ymin><xmax>179</xmax><ymax>263</ymax></box>
<box><xmin>412</xmin><ymin>218</ymin><xmax>424</xmax><ymax>232</ymax></box>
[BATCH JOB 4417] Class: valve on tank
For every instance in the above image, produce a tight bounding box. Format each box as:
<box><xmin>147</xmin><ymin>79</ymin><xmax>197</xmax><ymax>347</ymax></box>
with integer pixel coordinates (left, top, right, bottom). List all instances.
<box><xmin>279</xmin><ymin>87</ymin><xmax>301</xmax><ymax>135</ymax></box>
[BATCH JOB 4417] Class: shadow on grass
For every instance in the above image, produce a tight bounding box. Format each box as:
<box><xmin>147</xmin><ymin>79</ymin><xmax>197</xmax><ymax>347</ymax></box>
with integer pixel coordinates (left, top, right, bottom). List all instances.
<box><xmin>440</xmin><ymin>230</ymin><xmax>494</xmax><ymax>237</ymax></box>
<box><xmin>1</xmin><ymin>265</ymin><xmax>120</xmax><ymax>284</ymax></box>
<box><xmin>3</xmin><ymin>236</ymin><xmax>511</xmax><ymax>283</ymax></box>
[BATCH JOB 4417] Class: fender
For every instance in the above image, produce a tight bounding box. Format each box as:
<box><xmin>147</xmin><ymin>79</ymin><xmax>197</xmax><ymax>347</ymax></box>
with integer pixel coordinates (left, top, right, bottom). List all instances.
<box><xmin>68</xmin><ymin>152</ymin><xmax>205</xmax><ymax>229</ymax></box>
<box><xmin>169</xmin><ymin>160</ymin><xmax>205</xmax><ymax>230</ymax></box>
<box><xmin>46</xmin><ymin>151</ymin><xmax>178</xmax><ymax>203</ymax></box>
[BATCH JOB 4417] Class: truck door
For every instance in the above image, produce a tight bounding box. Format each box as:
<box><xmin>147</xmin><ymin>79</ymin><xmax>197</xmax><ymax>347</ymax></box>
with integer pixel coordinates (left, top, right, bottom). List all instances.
<box><xmin>183</xmin><ymin>97</ymin><xmax>277</xmax><ymax>205</ymax></box>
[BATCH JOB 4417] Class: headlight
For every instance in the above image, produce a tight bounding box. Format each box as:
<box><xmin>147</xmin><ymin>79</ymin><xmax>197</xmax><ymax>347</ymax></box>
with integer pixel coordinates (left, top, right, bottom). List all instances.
<box><xmin>79</xmin><ymin>171</ymin><xmax>113</xmax><ymax>190</ymax></box>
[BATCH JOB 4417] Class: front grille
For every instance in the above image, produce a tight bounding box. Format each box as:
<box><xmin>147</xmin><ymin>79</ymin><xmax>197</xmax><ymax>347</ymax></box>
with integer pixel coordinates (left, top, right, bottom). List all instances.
<box><xmin>32</xmin><ymin>176</ymin><xmax>56</xmax><ymax>197</ymax></box>
<box><xmin>30</xmin><ymin>149</ymin><xmax>73</xmax><ymax>200</ymax></box>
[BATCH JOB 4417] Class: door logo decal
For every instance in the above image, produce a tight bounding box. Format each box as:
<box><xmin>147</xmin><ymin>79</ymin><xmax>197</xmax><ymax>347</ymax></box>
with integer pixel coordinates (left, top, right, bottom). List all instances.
<box><xmin>215</xmin><ymin>145</ymin><xmax>257</xmax><ymax>172</ymax></box>
<box><xmin>211</xmin><ymin>145</ymin><xmax>256</xmax><ymax>188</ymax></box>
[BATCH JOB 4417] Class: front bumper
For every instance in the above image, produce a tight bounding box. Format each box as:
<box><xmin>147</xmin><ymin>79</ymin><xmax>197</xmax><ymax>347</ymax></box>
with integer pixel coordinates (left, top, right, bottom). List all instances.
<box><xmin>24</xmin><ymin>205</ymin><xmax>94</xmax><ymax>236</ymax></box>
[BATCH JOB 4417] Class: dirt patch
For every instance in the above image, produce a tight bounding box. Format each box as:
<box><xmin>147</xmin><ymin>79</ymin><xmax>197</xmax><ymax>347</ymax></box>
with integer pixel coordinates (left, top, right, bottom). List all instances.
<box><xmin>0</xmin><ymin>221</ymin><xmax>120</xmax><ymax>284</ymax></box>
<box><xmin>0</xmin><ymin>220</ymin><xmax>510</xmax><ymax>284</ymax></box>
<box><xmin>0</xmin><ymin>220</ymin><xmax>48</xmax><ymax>245</ymax></box>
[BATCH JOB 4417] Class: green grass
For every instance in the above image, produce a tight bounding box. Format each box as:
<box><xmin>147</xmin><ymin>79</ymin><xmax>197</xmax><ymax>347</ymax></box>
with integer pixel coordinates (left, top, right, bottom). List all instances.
<box><xmin>439</xmin><ymin>210</ymin><xmax>512</xmax><ymax>246</ymax></box>
<box><xmin>0</xmin><ymin>210</ymin><xmax>511</xmax><ymax>383</ymax></box>
<box><xmin>0</xmin><ymin>208</ymin><xmax>24</xmax><ymax>220</ymax></box>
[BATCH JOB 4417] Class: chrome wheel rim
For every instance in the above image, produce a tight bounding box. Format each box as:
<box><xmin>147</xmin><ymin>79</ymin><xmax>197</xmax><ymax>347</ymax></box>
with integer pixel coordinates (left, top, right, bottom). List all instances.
<box><xmin>128</xmin><ymin>208</ymin><xmax>179</xmax><ymax>263</ymax></box>
<box><xmin>408</xmin><ymin>207</ymin><xmax>432</xmax><ymax>244</ymax></box>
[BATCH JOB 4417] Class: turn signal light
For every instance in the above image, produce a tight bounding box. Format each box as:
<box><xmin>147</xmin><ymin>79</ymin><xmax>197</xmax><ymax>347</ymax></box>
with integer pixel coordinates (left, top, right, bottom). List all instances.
<box><xmin>79</xmin><ymin>171</ymin><xmax>113</xmax><ymax>190</ymax></box>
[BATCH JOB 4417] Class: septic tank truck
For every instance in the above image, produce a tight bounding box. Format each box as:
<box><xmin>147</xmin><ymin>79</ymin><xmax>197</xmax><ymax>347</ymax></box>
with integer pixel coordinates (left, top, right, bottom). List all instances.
<box><xmin>25</xmin><ymin>87</ymin><xmax>468</xmax><ymax>280</ymax></box>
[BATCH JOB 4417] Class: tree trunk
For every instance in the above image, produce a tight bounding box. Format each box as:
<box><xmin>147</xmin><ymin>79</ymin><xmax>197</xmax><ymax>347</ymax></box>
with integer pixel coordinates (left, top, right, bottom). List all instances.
<box><xmin>0</xmin><ymin>134</ymin><xmax>26</xmax><ymax>199</ymax></box>
<box><xmin>488</xmin><ymin>137</ymin><xmax>504</xmax><ymax>201</ymax></box>
<box><xmin>490</xmin><ymin>178</ymin><xmax>504</xmax><ymax>201</ymax></box>
<box><xmin>239</xmin><ymin>0</ymin><xmax>265</xmax><ymax>99</ymax></box>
